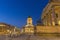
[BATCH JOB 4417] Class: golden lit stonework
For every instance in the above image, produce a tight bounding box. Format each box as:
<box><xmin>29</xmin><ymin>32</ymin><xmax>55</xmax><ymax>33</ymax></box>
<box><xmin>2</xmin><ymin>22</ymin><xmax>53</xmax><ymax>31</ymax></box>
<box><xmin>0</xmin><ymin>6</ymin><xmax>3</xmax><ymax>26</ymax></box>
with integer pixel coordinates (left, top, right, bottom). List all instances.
<box><xmin>41</xmin><ymin>0</ymin><xmax>60</xmax><ymax>26</ymax></box>
<box><xmin>22</xmin><ymin>16</ymin><xmax>34</xmax><ymax>35</ymax></box>
<box><xmin>35</xmin><ymin>0</ymin><xmax>60</xmax><ymax>35</ymax></box>
<box><xmin>26</xmin><ymin>16</ymin><xmax>33</xmax><ymax>26</ymax></box>
<box><xmin>0</xmin><ymin>23</ymin><xmax>20</xmax><ymax>35</ymax></box>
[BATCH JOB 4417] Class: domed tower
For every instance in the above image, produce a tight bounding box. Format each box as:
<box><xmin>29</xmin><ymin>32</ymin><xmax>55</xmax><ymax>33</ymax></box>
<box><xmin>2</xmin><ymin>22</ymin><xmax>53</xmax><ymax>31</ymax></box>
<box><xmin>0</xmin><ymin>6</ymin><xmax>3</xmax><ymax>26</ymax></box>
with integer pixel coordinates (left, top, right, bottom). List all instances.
<box><xmin>26</xmin><ymin>16</ymin><xmax>33</xmax><ymax>26</ymax></box>
<box><xmin>23</xmin><ymin>16</ymin><xmax>34</xmax><ymax>35</ymax></box>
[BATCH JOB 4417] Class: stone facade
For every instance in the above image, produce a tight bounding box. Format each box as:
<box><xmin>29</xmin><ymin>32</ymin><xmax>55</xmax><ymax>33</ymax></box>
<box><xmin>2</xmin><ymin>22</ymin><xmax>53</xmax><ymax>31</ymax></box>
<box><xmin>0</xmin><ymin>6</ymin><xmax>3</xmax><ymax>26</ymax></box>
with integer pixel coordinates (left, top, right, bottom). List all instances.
<box><xmin>36</xmin><ymin>26</ymin><xmax>60</xmax><ymax>33</ymax></box>
<box><xmin>41</xmin><ymin>0</ymin><xmax>60</xmax><ymax>26</ymax></box>
<box><xmin>35</xmin><ymin>0</ymin><xmax>60</xmax><ymax>35</ymax></box>
<box><xmin>0</xmin><ymin>23</ymin><xmax>20</xmax><ymax>35</ymax></box>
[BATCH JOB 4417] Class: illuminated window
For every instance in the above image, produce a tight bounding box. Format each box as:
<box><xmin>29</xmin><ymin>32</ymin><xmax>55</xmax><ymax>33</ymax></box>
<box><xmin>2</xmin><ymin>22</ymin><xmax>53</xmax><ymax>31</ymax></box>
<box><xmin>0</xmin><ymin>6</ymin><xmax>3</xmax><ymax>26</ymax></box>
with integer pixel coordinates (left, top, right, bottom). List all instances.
<box><xmin>58</xmin><ymin>20</ymin><xmax>60</xmax><ymax>25</ymax></box>
<box><xmin>52</xmin><ymin>22</ymin><xmax>55</xmax><ymax>26</ymax></box>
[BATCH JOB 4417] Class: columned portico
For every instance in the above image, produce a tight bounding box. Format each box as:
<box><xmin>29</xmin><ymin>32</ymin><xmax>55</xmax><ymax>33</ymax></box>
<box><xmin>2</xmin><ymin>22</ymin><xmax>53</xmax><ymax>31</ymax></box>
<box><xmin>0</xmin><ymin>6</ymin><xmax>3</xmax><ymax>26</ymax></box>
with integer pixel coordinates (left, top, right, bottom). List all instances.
<box><xmin>41</xmin><ymin>0</ymin><xmax>60</xmax><ymax>26</ymax></box>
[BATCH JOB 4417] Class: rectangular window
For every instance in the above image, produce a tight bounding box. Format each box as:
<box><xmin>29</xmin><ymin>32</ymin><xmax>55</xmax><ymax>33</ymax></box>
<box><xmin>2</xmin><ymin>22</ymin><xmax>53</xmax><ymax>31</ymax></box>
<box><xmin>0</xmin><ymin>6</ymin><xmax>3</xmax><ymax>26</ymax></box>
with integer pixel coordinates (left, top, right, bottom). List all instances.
<box><xmin>56</xmin><ymin>14</ymin><xmax>58</xmax><ymax>18</ymax></box>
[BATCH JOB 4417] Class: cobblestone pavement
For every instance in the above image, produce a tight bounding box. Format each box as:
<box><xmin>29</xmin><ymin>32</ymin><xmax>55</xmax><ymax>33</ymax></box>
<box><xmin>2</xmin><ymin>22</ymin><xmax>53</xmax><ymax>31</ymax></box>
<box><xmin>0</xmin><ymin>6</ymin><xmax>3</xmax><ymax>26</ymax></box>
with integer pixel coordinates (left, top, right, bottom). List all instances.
<box><xmin>0</xmin><ymin>35</ymin><xmax>60</xmax><ymax>40</ymax></box>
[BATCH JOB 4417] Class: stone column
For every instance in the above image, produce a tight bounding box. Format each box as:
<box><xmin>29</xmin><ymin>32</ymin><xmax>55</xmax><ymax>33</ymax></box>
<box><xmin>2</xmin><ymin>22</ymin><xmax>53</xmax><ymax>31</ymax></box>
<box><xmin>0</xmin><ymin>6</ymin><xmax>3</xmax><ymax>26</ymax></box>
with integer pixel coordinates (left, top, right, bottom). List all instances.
<box><xmin>51</xmin><ymin>6</ymin><xmax>56</xmax><ymax>26</ymax></box>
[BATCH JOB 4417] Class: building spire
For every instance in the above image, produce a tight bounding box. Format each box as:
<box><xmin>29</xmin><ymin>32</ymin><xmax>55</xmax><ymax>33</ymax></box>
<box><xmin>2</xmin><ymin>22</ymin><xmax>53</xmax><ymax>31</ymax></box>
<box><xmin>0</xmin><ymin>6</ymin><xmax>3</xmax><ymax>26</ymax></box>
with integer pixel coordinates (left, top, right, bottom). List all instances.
<box><xmin>28</xmin><ymin>16</ymin><xmax>31</xmax><ymax>18</ymax></box>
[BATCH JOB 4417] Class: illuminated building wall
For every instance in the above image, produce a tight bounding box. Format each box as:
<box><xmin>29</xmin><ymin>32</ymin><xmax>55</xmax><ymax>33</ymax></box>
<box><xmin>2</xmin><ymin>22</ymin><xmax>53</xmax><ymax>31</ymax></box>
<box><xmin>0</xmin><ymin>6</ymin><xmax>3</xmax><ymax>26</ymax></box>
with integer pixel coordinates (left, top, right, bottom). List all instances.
<box><xmin>36</xmin><ymin>26</ymin><xmax>60</xmax><ymax>33</ymax></box>
<box><xmin>22</xmin><ymin>16</ymin><xmax>34</xmax><ymax>35</ymax></box>
<box><xmin>26</xmin><ymin>16</ymin><xmax>33</xmax><ymax>26</ymax></box>
<box><xmin>41</xmin><ymin>0</ymin><xmax>60</xmax><ymax>26</ymax></box>
<box><xmin>0</xmin><ymin>23</ymin><xmax>20</xmax><ymax>35</ymax></box>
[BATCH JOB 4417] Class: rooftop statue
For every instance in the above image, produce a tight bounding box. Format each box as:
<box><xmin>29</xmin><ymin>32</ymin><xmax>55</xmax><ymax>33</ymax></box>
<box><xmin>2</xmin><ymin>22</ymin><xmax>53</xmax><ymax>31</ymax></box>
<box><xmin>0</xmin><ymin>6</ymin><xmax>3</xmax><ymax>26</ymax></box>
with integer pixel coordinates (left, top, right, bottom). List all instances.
<box><xmin>49</xmin><ymin>0</ymin><xmax>60</xmax><ymax>2</ymax></box>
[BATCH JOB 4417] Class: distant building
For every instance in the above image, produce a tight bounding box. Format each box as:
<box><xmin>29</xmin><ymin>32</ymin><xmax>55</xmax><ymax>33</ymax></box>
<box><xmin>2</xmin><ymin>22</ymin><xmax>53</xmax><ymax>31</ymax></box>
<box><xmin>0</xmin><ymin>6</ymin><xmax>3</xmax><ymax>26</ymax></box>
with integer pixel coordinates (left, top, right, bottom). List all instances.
<box><xmin>0</xmin><ymin>23</ymin><xmax>20</xmax><ymax>35</ymax></box>
<box><xmin>41</xmin><ymin>0</ymin><xmax>60</xmax><ymax>26</ymax></box>
<box><xmin>22</xmin><ymin>16</ymin><xmax>34</xmax><ymax>35</ymax></box>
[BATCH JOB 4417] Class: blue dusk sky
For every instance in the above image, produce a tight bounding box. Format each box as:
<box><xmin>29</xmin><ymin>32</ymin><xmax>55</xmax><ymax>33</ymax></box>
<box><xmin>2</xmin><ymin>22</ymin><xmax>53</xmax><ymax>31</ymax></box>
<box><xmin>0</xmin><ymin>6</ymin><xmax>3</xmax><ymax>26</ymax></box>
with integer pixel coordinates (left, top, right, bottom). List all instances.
<box><xmin>0</xmin><ymin>0</ymin><xmax>49</xmax><ymax>28</ymax></box>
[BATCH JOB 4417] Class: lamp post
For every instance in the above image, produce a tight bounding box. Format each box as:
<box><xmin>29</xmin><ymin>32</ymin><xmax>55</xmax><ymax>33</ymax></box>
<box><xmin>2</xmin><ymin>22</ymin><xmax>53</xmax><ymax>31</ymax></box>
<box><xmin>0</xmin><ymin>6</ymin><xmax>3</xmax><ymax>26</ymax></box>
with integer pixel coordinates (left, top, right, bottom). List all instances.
<box><xmin>13</xmin><ymin>27</ymin><xmax>16</xmax><ymax>35</ymax></box>
<box><xmin>14</xmin><ymin>27</ymin><xmax>16</xmax><ymax>32</ymax></box>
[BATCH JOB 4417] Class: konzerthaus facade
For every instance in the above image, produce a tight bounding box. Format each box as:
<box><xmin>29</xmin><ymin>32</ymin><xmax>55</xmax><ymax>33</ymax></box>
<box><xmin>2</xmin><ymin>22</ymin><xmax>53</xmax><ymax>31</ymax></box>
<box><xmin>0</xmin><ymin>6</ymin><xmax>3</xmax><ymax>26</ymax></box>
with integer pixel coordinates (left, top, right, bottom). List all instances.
<box><xmin>41</xmin><ymin>0</ymin><xmax>60</xmax><ymax>26</ymax></box>
<box><xmin>35</xmin><ymin>0</ymin><xmax>60</xmax><ymax>35</ymax></box>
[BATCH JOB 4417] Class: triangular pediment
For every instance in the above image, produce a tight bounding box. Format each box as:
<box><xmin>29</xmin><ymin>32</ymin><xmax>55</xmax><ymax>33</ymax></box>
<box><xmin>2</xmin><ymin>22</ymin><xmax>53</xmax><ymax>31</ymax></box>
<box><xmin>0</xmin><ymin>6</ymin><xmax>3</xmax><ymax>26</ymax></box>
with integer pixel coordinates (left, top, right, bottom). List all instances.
<box><xmin>49</xmin><ymin>0</ymin><xmax>60</xmax><ymax>2</ymax></box>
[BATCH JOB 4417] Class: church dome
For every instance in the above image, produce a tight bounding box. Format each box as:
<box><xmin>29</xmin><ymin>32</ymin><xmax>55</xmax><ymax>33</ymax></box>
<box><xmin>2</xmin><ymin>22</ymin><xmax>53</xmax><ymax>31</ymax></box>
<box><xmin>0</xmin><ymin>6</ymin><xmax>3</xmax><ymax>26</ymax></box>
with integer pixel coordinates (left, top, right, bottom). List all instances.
<box><xmin>28</xmin><ymin>16</ymin><xmax>32</xmax><ymax>18</ymax></box>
